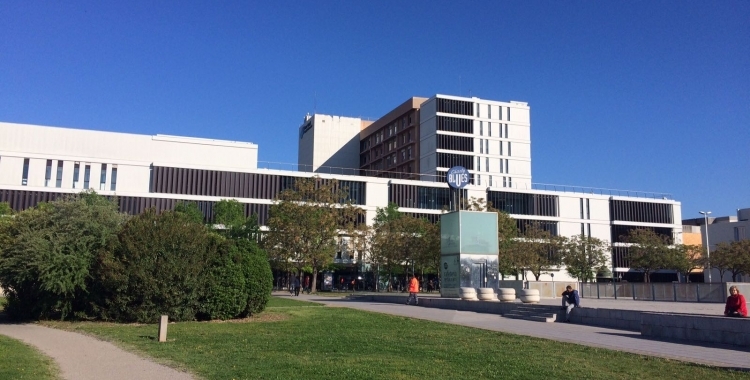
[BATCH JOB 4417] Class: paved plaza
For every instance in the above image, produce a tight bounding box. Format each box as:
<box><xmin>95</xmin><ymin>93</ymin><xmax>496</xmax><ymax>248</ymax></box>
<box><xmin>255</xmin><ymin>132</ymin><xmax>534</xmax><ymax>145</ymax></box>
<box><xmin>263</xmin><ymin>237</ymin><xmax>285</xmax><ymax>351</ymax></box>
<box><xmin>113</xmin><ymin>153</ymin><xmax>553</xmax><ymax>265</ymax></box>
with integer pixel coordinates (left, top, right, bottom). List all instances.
<box><xmin>287</xmin><ymin>292</ymin><xmax>749</xmax><ymax>370</ymax></box>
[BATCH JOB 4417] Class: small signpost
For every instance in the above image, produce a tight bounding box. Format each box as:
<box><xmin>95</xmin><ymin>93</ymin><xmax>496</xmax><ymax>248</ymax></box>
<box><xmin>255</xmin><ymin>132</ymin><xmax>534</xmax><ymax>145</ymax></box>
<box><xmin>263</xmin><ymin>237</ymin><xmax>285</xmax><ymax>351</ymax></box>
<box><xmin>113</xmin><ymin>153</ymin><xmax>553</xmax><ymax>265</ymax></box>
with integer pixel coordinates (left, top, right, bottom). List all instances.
<box><xmin>158</xmin><ymin>315</ymin><xmax>168</xmax><ymax>342</ymax></box>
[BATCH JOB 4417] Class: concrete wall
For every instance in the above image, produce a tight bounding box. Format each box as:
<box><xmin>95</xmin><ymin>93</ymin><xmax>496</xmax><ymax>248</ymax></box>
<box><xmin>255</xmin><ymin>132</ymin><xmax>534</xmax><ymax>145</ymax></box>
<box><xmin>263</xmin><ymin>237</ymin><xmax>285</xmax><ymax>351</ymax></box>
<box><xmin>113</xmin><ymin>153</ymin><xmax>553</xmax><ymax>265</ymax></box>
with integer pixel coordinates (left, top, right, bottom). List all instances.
<box><xmin>641</xmin><ymin>312</ymin><xmax>750</xmax><ymax>347</ymax></box>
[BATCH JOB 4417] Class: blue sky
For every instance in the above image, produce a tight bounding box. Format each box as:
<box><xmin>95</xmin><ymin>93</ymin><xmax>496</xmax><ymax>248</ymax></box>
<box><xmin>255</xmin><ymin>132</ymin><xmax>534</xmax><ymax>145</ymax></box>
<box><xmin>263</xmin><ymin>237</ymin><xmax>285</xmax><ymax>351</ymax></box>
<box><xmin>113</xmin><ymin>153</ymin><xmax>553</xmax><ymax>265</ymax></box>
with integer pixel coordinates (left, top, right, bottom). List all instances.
<box><xmin>1</xmin><ymin>1</ymin><xmax>748</xmax><ymax>219</ymax></box>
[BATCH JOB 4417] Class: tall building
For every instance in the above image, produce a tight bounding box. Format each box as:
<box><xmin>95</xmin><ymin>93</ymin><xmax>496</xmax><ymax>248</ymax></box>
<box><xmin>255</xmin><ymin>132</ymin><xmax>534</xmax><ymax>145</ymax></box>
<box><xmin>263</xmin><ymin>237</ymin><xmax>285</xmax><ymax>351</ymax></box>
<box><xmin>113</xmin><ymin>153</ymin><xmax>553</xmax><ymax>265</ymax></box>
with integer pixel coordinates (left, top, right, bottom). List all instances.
<box><xmin>300</xmin><ymin>94</ymin><xmax>532</xmax><ymax>188</ymax></box>
<box><xmin>358</xmin><ymin>97</ymin><xmax>426</xmax><ymax>179</ymax></box>
<box><xmin>418</xmin><ymin>95</ymin><xmax>531</xmax><ymax>188</ymax></box>
<box><xmin>297</xmin><ymin>114</ymin><xmax>371</xmax><ymax>174</ymax></box>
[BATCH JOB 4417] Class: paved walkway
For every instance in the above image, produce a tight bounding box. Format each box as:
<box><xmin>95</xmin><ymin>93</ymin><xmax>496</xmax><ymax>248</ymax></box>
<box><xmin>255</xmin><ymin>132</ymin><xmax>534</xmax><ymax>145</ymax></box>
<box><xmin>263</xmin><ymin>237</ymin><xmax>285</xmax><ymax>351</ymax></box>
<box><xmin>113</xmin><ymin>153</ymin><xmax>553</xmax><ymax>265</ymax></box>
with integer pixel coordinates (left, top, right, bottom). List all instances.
<box><xmin>285</xmin><ymin>293</ymin><xmax>750</xmax><ymax>370</ymax></box>
<box><xmin>0</xmin><ymin>323</ymin><xmax>194</xmax><ymax>380</ymax></box>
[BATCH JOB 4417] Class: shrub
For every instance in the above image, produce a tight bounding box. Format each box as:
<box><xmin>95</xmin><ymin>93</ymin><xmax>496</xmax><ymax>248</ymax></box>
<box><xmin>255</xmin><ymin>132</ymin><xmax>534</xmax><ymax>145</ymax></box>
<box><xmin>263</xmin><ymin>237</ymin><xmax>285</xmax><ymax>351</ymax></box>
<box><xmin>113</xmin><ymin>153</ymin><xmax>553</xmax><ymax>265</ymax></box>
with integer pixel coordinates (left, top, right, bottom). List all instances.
<box><xmin>199</xmin><ymin>238</ymin><xmax>248</xmax><ymax>320</ymax></box>
<box><xmin>0</xmin><ymin>192</ymin><xmax>126</xmax><ymax>320</ymax></box>
<box><xmin>238</xmin><ymin>239</ymin><xmax>273</xmax><ymax>316</ymax></box>
<box><xmin>103</xmin><ymin>209</ymin><xmax>216</xmax><ymax>322</ymax></box>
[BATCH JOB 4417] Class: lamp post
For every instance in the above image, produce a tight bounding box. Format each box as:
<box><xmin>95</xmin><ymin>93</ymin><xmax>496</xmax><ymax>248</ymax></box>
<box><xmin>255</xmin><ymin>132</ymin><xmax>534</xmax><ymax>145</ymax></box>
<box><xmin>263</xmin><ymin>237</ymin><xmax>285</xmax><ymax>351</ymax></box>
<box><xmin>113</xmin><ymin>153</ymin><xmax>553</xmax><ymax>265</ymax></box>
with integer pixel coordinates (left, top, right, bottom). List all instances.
<box><xmin>699</xmin><ymin>211</ymin><xmax>712</xmax><ymax>283</ymax></box>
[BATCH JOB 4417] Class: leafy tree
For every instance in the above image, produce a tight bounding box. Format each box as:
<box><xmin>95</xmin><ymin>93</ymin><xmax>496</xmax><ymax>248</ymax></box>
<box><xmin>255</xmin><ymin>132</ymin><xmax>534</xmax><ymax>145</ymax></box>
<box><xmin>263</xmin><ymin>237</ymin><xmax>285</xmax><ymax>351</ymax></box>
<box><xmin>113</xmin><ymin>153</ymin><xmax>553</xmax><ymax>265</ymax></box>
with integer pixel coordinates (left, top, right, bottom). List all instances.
<box><xmin>264</xmin><ymin>177</ymin><xmax>362</xmax><ymax>293</ymax></box>
<box><xmin>0</xmin><ymin>202</ymin><xmax>12</xmax><ymax>215</ymax></box>
<box><xmin>712</xmin><ymin>240</ymin><xmax>750</xmax><ymax>281</ymax></box>
<box><xmin>516</xmin><ymin>224</ymin><xmax>566</xmax><ymax>281</ymax></box>
<box><xmin>562</xmin><ymin>234</ymin><xmax>610</xmax><ymax>282</ymax></box>
<box><xmin>626</xmin><ymin>229</ymin><xmax>670</xmax><ymax>282</ymax></box>
<box><xmin>664</xmin><ymin>244</ymin><xmax>704</xmax><ymax>283</ymax></box>
<box><xmin>214</xmin><ymin>199</ymin><xmax>246</xmax><ymax>227</ymax></box>
<box><xmin>0</xmin><ymin>191</ymin><xmax>126</xmax><ymax>320</ymax></box>
<box><xmin>174</xmin><ymin>201</ymin><xmax>205</xmax><ymax>224</ymax></box>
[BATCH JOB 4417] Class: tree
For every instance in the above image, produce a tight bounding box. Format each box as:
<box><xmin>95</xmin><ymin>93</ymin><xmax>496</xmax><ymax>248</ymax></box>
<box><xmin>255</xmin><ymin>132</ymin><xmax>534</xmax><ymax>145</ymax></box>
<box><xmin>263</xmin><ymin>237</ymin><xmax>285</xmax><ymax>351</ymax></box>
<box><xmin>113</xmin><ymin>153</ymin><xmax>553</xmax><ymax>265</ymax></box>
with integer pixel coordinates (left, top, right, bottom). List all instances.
<box><xmin>214</xmin><ymin>199</ymin><xmax>245</xmax><ymax>227</ymax></box>
<box><xmin>0</xmin><ymin>191</ymin><xmax>127</xmax><ymax>320</ymax></box>
<box><xmin>516</xmin><ymin>224</ymin><xmax>566</xmax><ymax>281</ymax></box>
<box><xmin>664</xmin><ymin>244</ymin><xmax>704</xmax><ymax>283</ymax></box>
<box><xmin>626</xmin><ymin>229</ymin><xmax>670</xmax><ymax>282</ymax></box>
<box><xmin>712</xmin><ymin>240</ymin><xmax>750</xmax><ymax>281</ymax></box>
<box><xmin>264</xmin><ymin>177</ymin><xmax>363</xmax><ymax>293</ymax></box>
<box><xmin>174</xmin><ymin>201</ymin><xmax>205</xmax><ymax>224</ymax></box>
<box><xmin>562</xmin><ymin>234</ymin><xmax>610</xmax><ymax>282</ymax></box>
<box><xmin>0</xmin><ymin>202</ymin><xmax>12</xmax><ymax>216</ymax></box>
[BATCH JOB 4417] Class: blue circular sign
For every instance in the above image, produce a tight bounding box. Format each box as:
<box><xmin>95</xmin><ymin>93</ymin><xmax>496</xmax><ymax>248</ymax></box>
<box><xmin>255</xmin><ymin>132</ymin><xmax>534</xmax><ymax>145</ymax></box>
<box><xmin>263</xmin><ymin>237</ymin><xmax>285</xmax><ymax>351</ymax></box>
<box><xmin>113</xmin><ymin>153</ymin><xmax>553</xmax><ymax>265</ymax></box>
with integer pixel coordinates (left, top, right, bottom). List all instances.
<box><xmin>446</xmin><ymin>166</ymin><xmax>470</xmax><ymax>189</ymax></box>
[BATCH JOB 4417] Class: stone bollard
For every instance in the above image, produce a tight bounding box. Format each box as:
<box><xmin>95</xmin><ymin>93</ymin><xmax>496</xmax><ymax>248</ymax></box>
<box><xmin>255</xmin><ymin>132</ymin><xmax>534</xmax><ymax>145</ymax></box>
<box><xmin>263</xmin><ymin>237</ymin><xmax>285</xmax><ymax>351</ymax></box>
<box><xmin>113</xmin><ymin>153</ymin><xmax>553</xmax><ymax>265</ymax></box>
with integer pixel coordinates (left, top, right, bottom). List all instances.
<box><xmin>158</xmin><ymin>315</ymin><xmax>168</xmax><ymax>342</ymax></box>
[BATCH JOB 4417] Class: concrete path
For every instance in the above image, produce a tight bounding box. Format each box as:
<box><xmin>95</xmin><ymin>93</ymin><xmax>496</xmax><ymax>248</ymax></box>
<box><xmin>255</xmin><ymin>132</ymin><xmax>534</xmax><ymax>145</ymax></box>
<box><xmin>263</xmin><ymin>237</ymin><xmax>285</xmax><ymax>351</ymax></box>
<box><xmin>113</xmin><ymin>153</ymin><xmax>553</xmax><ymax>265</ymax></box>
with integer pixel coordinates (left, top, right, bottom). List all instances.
<box><xmin>0</xmin><ymin>323</ymin><xmax>195</xmax><ymax>380</ymax></box>
<box><xmin>287</xmin><ymin>293</ymin><xmax>750</xmax><ymax>371</ymax></box>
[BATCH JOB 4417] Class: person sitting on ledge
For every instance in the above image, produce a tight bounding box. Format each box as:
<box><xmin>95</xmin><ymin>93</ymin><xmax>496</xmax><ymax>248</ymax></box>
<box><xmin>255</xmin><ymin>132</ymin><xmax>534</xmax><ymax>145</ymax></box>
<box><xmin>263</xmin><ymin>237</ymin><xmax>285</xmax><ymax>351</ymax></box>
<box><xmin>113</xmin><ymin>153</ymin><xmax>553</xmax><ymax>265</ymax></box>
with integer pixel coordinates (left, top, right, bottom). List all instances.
<box><xmin>561</xmin><ymin>285</ymin><xmax>580</xmax><ymax>322</ymax></box>
<box><xmin>724</xmin><ymin>285</ymin><xmax>748</xmax><ymax>318</ymax></box>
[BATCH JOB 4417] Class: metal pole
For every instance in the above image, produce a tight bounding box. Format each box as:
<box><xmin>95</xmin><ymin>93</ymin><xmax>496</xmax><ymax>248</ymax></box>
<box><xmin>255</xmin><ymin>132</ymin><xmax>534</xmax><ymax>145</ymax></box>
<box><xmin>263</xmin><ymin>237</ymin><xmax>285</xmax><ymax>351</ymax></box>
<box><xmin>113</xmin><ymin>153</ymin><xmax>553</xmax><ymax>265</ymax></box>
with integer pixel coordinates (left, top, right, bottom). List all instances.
<box><xmin>700</xmin><ymin>211</ymin><xmax>712</xmax><ymax>283</ymax></box>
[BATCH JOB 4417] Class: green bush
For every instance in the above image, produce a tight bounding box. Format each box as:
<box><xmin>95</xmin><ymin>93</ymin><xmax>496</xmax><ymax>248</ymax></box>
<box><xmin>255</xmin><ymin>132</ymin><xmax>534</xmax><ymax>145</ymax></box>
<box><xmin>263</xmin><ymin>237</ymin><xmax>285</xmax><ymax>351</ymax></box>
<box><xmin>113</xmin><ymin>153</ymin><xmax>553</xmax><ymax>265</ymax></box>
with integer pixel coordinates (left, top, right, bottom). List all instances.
<box><xmin>102</xmin><ymin>209</ymin><xmax>217</xmax><ymax>322</ymax></box>
<box><xmin>199</xmin><ymin>239</ymin><xmax>272</xmax><ymax>320</ymax></box>
<box><xmin>237</xmin><ymin>239</ymin><xmax>273</xmax><ymax>316</ymax></box>
<box><xmin>199</xmin><ymin>239</ymin><xmax>248</xmax><ymax>320</ymax></box>
<box><xmin>0</xmin><ymin>192</ymin><xmax>126</xmax><ymax>320</ymax></box>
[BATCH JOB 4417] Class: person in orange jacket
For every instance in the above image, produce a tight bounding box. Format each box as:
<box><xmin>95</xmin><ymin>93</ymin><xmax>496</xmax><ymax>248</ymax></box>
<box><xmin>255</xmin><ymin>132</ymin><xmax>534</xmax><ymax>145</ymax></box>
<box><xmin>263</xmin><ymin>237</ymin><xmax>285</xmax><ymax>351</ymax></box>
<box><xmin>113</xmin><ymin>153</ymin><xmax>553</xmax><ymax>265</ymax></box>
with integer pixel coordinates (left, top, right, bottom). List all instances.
<box><xmin>406</xmin><ymin>274</ymin><xmax>419</xmax><ymax>305</ymax></box>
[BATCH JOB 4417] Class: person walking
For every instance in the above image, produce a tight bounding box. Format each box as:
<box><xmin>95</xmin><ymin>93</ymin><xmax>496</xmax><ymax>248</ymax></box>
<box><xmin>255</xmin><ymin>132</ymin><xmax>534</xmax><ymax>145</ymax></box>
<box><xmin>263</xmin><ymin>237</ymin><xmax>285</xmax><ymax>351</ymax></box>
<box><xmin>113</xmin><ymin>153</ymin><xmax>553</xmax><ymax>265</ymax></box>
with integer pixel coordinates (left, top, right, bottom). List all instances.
<box><xmin>304</xmin><ymin>276</ymin><xmax>311</xmax><ymax>294</ymax></box>
<box><xmin>561</xmin><ymin>285</ymin><xmax>580</xmax><ymax>322</ymax></box>
<box><xmin>293</xmin><ymin>276</ymin><xmax>301</xmax><ymax>297</ymax></box>
<box><xmin>406</xmin><ymin>274</ymin><xmax>420</xmax><ymax>305</ymax></box>
<box><xmin>724</xmin><ymin>285</ymin><xmax>748</xmax><ymax>317</ymax></box>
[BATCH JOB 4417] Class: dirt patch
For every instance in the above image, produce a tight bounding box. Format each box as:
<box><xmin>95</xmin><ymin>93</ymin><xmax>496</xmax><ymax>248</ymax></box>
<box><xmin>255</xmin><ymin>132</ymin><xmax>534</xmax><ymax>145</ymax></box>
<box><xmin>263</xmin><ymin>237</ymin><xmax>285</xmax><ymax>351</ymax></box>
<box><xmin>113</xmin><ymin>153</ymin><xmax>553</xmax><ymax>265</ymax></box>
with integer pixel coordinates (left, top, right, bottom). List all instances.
<box><xmin>209</xmin><ymin>312</ymin><xmax>288</xmax><ymax>323</ymax></box>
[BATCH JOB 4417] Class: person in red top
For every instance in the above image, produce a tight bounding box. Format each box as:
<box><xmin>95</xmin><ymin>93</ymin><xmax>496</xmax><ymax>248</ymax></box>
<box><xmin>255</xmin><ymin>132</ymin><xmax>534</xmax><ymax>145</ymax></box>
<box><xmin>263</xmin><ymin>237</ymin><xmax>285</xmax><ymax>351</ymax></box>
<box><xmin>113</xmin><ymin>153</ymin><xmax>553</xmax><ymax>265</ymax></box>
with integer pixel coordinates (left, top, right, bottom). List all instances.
<box><xmin>406</xmin><ymin>274</ymin><xmax>420</xmax><ymax>306</ymax></box>
<box><xmin>724</xmin><ymin>286</ymin><xmax>748</xmax><ymax>318</ymax></box>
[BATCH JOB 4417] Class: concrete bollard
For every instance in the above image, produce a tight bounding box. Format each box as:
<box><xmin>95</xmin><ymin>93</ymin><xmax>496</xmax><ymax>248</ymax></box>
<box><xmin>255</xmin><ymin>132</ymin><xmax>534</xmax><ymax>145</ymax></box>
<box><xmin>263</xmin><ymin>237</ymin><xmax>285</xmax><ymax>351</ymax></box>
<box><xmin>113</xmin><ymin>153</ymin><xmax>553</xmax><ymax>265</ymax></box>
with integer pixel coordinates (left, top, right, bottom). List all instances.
<box><xmin>158</xmin><ymin>315</ymin><xmax>168</xmax><ymax>342</ymax></box>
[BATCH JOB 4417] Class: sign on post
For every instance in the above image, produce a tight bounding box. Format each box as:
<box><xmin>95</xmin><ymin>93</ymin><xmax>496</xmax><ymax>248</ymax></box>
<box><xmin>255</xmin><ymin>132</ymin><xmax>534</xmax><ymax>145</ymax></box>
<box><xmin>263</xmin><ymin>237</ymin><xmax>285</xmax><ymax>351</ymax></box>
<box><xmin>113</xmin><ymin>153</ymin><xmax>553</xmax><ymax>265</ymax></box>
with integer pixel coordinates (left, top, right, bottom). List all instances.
<box><xmin>446</xmin><ymin>166</ymin><xmax>470</xmax><ymax>189</ymax></box>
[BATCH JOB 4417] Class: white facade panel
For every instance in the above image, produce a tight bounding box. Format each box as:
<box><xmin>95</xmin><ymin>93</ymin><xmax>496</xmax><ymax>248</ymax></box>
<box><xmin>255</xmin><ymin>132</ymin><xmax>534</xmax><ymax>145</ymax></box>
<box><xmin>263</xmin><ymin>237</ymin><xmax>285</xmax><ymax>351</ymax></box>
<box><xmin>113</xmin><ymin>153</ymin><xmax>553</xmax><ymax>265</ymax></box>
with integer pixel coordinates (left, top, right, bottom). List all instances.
<box><xmin>0</xmin><ymin>156</ymin><xmax>24</xmax><ymax>186</ymax></box>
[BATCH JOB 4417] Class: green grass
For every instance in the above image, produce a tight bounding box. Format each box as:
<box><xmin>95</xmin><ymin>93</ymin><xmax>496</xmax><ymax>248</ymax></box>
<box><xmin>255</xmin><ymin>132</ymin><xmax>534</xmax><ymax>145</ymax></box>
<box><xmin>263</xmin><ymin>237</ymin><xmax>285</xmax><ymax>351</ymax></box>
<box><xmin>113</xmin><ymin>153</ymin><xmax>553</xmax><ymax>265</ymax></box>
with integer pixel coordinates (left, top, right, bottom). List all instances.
<box><xmin>266</xmin><ymin>297</ymin><xmax>324</xmax><ymax>308</ymax></box>
<box><xmin>0</xmin><ymin>334</ymin><xmax>59</xmax><ymax>380</ymax></box>
<box><xmin>43</xmin><ymin>297</ymin><xmax>749</xmax><ymax>380</ymax></box>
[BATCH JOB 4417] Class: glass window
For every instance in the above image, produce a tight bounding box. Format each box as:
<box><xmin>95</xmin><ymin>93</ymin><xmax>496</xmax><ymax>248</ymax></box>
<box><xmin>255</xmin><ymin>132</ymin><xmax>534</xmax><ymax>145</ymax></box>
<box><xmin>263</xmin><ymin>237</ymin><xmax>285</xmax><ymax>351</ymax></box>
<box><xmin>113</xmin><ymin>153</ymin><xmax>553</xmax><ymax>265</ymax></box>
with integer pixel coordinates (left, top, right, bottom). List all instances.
<box><xmin>100</xmin><ymin>164</ymin><xmax>107</xmax><ymax>190</ymax></box>
<box><xmin>55</xmin><ymin>161</ymin><xmax>63</xmax><ymax>188</ymax></box>
<box><xmin>73</xmin><ymin>162</ymin><xmax>80</xmax><ymax>188</ymax></box>
<box><xmin>485</xmin><ymin>157</ymin><xmax>489</xmax><ymax>172</ymax></box>
<box><xmin>488</xmin><ymin>104</ymin><xmax>491</xmax><ymax>119</ymax></box>
<box><xmin>505</xmin><ymin>124</ymin><xmax>508</xmax><ymax>138</ymax></box>
<box><xmin>485</xmin><ymin>139</ymin><xmax>489</xmax><ymax>154</ymax></box>
<box><xmin>22</xmin><ymin>158</ymin><xmax>29</xmax><ymax>186</ymax></box>
<box><xmin>45</xmin><ymin>159</ymin><xmax>52</xmax><ymax>187</ymax></box>
<box><xmin>488</xmin><ymin>122</ymin><xmax>492</xmax><ymax>137</ymax></box>
<box><xmin>479</xmin><ymin>121</ymin><xmax>483</xmax><ymax>136</ymax></box>
<box><xmin>83</xmin><ymin>165</ymin><xmax>91</xmax><ymax>189</ymax></box>
<box><xmin>480</xmin><ymin>139</ymin><xmax>484</xmax><ymax>154</ymax></box>
<box><xmin>508</xmin><ymin>142</ymin><xmax>512</xmax><ymax>156</ymax></box>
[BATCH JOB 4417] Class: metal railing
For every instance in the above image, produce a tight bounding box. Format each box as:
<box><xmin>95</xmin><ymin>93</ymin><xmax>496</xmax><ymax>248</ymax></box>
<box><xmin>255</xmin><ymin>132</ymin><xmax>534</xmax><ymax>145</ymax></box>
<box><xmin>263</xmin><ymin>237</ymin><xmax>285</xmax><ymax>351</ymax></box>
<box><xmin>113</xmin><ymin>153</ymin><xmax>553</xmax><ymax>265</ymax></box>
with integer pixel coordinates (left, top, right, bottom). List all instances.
<box><xmin>578</xmin><ymin>282</ymin><xmax>727</xmax><ymax>303</ymax></box>
<box><xmin>256</xmin><ymin>161</ymin><xmax>673</xmax><ymax>200</ymax></box>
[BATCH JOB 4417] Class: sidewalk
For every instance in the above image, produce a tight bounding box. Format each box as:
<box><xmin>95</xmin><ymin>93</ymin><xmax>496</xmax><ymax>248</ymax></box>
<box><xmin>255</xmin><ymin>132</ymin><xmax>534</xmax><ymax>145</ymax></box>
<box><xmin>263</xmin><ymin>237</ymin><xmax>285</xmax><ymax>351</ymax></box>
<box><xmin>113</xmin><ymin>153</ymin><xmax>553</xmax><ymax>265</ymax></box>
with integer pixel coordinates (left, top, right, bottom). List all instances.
<box><xmin>288</xmin><ymin>293</ymin><xmax>750</xmax><ymax>370</ymax></box>
<box><xmin>0</xmin><ymin>324</ymin><xmax>194</xmax><ymax>380</ymax></box>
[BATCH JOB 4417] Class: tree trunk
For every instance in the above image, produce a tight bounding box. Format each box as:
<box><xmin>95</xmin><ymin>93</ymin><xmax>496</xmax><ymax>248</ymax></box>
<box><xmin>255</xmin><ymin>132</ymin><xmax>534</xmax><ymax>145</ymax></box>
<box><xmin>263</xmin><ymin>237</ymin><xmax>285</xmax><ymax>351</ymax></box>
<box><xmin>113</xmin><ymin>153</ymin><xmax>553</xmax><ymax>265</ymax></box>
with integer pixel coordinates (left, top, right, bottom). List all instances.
<box><xmin>311</xmin><ymin>269</ymin><xmax>319</xmax><ymax>294</ymax></box>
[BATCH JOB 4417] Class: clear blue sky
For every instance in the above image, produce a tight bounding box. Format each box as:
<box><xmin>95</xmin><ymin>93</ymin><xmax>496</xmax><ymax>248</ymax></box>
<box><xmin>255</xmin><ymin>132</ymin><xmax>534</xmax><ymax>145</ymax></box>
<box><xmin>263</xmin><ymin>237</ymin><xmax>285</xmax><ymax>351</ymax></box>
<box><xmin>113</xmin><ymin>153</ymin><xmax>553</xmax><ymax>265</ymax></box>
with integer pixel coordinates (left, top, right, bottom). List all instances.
<box><xmin>1</xmin><ymin>1</ymin><xmax>748</xmax><ymax>219</ymax></box>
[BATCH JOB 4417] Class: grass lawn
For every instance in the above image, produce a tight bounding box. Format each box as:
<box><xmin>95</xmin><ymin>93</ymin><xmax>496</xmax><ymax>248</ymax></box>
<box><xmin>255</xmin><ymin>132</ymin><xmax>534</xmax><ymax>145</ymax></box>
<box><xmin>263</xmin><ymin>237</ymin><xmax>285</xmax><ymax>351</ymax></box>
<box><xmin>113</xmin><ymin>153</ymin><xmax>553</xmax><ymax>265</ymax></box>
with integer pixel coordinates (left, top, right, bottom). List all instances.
<box><xmin>0</xmin><ymin>333</ymin><xmax>59</xmax><ymax>379</ymax></box>
<box><xmin>43</xmin><ymin>297</ymin><xmax>749</xmax><ymax>380</ymax></box>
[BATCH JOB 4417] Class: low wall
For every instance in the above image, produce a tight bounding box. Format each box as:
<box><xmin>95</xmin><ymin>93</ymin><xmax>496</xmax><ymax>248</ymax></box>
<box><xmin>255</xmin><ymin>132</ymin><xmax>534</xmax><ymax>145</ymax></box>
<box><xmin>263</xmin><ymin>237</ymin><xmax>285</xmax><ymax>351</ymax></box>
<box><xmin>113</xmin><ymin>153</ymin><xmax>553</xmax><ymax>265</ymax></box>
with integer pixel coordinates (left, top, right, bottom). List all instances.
<box><xmin>641</xmin><ymin>312</ymin><xmax>750</xmax><ymax>348</ymax></box>
<box><xmin>568</xmin><ymin>308</ymin><xmax>642</xmax><ymax>331</ymax></box>
<box><xmin>361</xmin><ymin>294</ymin><xmax>520</xmax><ymax>315</ymax></box>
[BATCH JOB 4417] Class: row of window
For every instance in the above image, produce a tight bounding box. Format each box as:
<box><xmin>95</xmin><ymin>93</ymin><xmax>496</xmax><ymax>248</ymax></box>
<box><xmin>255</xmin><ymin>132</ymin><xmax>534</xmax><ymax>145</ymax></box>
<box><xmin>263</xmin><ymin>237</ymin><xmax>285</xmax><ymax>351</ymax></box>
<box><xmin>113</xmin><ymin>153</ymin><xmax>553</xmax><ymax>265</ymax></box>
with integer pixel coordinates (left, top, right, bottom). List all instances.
<box><xmin>486</xmin><ymin>191</ymin><xmax>558</xmax><ymax>216</ymax></box>
<box><xmin>476</xmin><ymin>139</ymin><xmax>512</xmax><ymax>157</ymax></box>
<box><xmin>437</xmin><ymin>152</ymin><xmax>474</xmax><ymax>170</ymax></box>
<box><xmin>149</xmin><ymin>167</ymin><xmax>367</xmax><ymax>205</ymax></box>
<box><xmin>436</xmin><ymin>98</ymin><xmax>474</xmax><ymax>116</ymax></box>
<box><xmin>436</xmin><ymin>116</ymin><xmax>473</xmax><ymax>134</ymax></box>
<box><xmin>478</xmin><ymin>122</ymin><xmax>509</xmax><ymax>138</ymax></box>
<box><xmin>610</xmin><ymin>200</ymin><xmax>673</xmax><ymax>224</ymax></box>
<box><xmin>20</xmin><ymin>158</ymin><xmax>118</xmax><ymax>190</ymax></box>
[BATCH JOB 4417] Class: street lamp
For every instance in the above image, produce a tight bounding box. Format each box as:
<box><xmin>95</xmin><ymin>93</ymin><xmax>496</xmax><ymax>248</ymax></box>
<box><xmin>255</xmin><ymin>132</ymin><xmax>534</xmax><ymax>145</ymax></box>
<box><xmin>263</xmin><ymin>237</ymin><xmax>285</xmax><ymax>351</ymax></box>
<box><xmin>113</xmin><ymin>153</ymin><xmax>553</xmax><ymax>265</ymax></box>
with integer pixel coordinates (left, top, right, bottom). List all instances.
<box><xmin>699</xmin><ymin>211</ymin><xmax>712</xmax><ymax>283</ymax></box>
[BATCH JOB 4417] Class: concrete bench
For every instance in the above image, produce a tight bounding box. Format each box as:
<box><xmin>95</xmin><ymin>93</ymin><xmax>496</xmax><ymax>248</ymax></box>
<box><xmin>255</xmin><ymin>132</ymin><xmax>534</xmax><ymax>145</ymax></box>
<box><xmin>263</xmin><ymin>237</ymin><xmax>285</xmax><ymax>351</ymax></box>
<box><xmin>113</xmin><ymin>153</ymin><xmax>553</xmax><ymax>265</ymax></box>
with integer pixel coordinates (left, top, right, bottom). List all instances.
<box><xmin>641</xmin><ymin>312</ymin><xmax>750</xmax><ymax>347</ymax></box>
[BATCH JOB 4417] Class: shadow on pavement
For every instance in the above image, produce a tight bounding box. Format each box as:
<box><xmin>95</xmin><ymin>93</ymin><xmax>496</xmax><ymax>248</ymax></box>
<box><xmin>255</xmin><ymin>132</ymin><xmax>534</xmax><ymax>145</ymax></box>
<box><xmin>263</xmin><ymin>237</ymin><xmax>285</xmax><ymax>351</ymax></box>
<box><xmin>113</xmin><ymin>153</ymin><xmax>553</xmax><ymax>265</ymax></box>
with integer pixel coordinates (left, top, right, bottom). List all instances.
<box><xmin>596</xmin><ymin>331</ymin><xmax>750</xmax><ymax>354</ymax></box>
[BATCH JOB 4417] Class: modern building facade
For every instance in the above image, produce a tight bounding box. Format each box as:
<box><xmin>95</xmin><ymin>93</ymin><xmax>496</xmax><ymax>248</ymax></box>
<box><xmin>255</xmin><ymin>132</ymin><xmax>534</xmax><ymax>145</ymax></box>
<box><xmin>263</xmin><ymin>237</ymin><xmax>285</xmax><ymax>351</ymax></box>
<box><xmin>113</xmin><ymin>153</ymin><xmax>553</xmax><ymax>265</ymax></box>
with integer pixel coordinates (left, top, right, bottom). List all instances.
<box><xmin>0</xmin><ymin>121</ymin><xmax>684</xmax><ymax>283</ymax></box>
<box><xmin>418</xmin><ymin>95</ymin><xmax>532</xmax><ymax>189</ymax></box>
<box><xmin>300</xmin><ymin>94</ymin><xmax>532</xmax><ymax>189</ymax></box>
